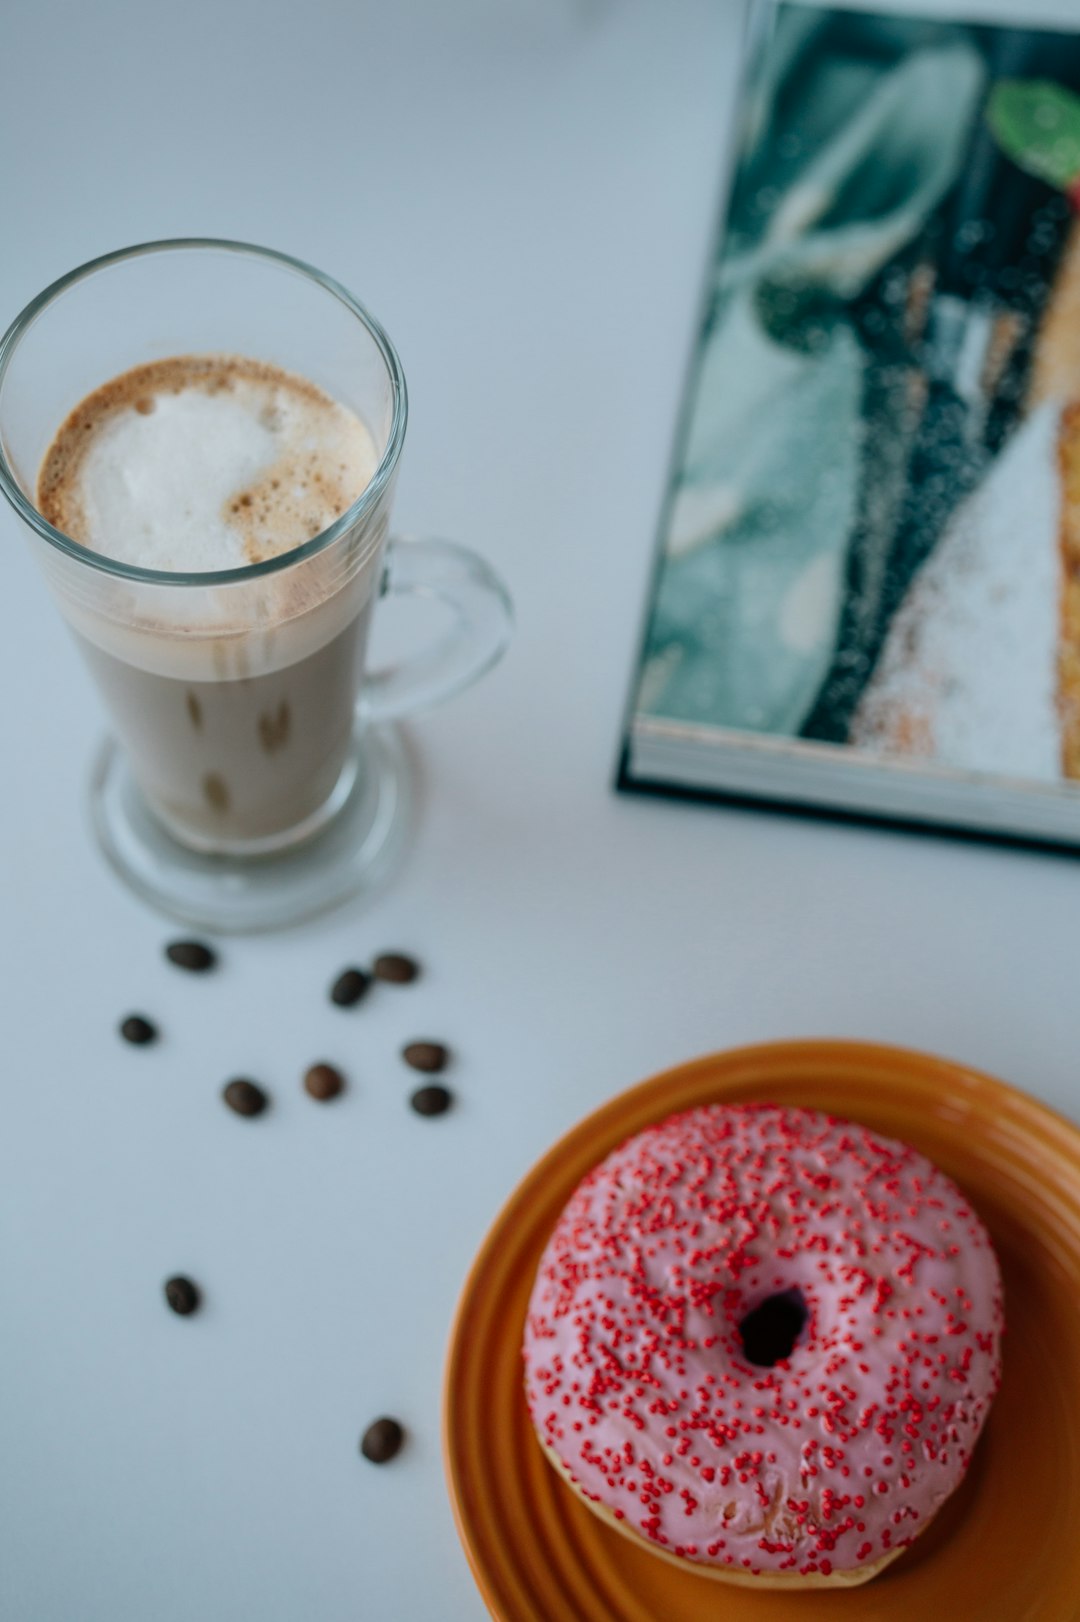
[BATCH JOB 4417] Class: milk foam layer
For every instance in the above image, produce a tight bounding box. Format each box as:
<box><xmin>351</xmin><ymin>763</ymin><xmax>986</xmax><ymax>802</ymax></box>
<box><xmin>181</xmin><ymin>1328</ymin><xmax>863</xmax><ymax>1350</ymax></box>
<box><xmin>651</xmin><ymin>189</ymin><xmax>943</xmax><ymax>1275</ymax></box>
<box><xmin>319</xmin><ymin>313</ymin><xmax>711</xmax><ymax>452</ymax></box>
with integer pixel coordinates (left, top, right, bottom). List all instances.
<box><xmin>37</xmin><ymin>356</ymin><xmax>378</xmax><ymax>573</ymax></box>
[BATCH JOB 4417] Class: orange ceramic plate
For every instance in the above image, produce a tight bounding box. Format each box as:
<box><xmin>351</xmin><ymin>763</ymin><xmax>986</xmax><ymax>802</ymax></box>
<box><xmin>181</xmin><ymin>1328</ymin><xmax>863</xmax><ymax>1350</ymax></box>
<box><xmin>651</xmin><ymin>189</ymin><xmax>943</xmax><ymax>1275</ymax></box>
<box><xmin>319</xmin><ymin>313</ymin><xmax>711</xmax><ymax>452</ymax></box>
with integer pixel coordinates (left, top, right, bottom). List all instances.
<box><xmin>443</xmin><ymin>1041</ymin><xmax>1080</xmax><ymax>1622</ymax></box>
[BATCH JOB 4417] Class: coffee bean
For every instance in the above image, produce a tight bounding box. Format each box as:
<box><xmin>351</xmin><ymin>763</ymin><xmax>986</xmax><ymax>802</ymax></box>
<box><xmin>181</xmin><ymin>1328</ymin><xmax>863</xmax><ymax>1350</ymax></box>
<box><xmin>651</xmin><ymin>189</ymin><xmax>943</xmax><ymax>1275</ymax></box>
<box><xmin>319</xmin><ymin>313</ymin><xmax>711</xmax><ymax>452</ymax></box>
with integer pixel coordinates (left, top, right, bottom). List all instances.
<box><xmin>330</xmin><ymin>967</ymin><xmax>370</xmax><ymax>1007</ymax></box>
<box><xmin>410</xmin><ymin>1083</ymin><xmax>453</xmax><ymax>1117</ymax></box>
<box><xmin>222</xmin><ymin>1078</ymin><xmax>268</xmax><ymax>1117</ymax></box>
<box><xmin>361</xmin><ymin>1417</ymin><xmax>404</xmax><ymax>1463</ymax></box>
<box><xmin>304</xmin><ymin>1062</ymin><xmax>344</xmax><ymax>1102</ymax></box>
<box><xmin>120</xmin><ymin>1015</ymin><xmax>157</xmax><ymax>1046</ymax></box>
<box><xmin>373</xmin><ymin>953</ymin><xmax>420</xmax><ymax>985</ymax></box>
<box><xmin>402</xmin><ymin>1041</ymin><xmax>450</xmax><ymax>1074</ymax></box>
<box><xmin>165</xmin><ymin>939</ymin><xmax>217</xmax><ymax>973</ymax></box>
<box><xmin>164</xmin><ymin>1276</ymin><xmax>200</xmax><ymax>1315</ymax></box>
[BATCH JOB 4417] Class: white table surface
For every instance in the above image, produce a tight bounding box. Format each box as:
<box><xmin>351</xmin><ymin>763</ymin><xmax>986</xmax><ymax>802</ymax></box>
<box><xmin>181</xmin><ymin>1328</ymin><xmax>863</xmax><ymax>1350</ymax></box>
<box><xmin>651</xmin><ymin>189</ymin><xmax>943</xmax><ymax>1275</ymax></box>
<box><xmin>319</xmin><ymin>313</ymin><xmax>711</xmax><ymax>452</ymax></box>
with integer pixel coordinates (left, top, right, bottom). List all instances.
<box><xmin>3</xmin><ymin>2</ymin><xmax>1080</xmax><ymax>1618</ymax></box>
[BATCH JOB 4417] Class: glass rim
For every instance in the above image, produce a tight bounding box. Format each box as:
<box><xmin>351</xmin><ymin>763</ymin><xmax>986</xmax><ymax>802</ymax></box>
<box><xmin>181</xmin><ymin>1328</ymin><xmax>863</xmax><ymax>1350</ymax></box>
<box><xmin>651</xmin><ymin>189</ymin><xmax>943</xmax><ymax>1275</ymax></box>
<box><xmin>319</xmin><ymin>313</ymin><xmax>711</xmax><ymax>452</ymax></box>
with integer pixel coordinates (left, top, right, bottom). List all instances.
<box><xmin>0</xmin><ymin>237</ymin><xmax>408</xmax><ymax>589</ymax></box>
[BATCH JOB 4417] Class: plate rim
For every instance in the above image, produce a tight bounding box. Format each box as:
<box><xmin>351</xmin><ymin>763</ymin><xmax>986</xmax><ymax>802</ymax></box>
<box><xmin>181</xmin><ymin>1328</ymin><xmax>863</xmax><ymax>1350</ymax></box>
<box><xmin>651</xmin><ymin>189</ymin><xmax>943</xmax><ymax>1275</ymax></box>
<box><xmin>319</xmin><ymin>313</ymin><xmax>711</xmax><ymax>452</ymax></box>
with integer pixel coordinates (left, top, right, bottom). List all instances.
<box><xmin>442</xmin><ymin>1038</ymin><xmax>1080</xmax><ymax>1621</ymax></box>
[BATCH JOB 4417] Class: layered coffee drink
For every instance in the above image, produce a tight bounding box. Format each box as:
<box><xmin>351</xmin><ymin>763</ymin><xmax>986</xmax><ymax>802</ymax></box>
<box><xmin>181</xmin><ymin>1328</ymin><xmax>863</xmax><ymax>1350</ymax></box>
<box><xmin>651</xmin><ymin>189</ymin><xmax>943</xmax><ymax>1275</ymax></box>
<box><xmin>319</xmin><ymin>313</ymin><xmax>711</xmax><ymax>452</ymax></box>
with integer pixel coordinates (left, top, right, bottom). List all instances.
<box><xmin>37</xmin><ymin>356</ymin><xmax>384</xmax><ymax>851</ymax></box>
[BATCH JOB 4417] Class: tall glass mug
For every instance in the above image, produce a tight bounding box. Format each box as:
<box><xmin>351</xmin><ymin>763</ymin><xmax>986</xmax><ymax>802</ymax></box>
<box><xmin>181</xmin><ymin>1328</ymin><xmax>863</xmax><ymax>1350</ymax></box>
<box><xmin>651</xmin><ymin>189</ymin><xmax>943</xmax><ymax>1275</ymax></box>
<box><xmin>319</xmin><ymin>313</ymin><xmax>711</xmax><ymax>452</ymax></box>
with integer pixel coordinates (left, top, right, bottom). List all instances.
<box><xmin>0</xmin><ymin>241</ymin><xmax>512</xmax><ymax>929</ymax></box>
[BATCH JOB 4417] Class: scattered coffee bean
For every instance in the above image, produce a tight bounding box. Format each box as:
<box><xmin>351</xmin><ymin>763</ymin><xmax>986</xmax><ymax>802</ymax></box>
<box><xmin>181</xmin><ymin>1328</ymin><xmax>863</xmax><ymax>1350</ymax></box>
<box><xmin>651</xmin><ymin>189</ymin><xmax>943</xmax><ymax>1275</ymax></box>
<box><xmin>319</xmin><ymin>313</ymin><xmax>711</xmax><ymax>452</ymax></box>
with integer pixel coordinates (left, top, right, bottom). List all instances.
<box><xmin>410</xmin><ymin>1083</ymin><xmax>453</xmax><ymax>1117</ymax></box>
<box><xmin>304</xmin><ymin>1062</ymin><xmax>344</xmax><ymax>1102</ymax></box>
<box><xmin>165</xmin><ymin>939</ymin><xmax>217</xmax><ymax>973</ymax></box>
<box><xmin>164</xmin><ymin>1276</ymin><xmax>200</xmax><ymax>1316</ymax></box>
<box><xmin>120</xmin><ymin>1014</ymin><xmax>157</xmax><ymax>1046</ymax></box>
<box><xmin>222</xmin><ymin>1078</ymin><xmax>269</xmax><ymax>1117</ymax></box>
<box><xmin>402</xmin><ymin>1040</ymin><xmax>450</xmax><ymax>1074</ymax></box>
<box><xmin>373</xmin><ymin>952</ymin><xmax>420</xmax><ymax>985</ymax></box>
<box><xmin>330</xmin><ymin>967</ymin><xmax>370</xmax><ymax>1007</ymax></box>
<box><xmin>361</xmin><ymin>1417</ymin><xmax>404</xmax><ymax>1463</ymax></box>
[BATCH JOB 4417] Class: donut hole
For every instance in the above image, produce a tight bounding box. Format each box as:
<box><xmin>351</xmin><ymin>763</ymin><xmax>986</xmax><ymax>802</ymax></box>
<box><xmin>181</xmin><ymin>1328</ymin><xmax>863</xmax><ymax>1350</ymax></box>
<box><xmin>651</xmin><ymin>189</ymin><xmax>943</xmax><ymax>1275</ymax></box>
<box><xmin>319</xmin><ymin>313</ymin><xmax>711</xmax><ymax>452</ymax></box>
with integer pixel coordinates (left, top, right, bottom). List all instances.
<box><xmin>738</xmin><ymin>1287</ymin><xmax>808</xmax><ymax>1367</ymax></box>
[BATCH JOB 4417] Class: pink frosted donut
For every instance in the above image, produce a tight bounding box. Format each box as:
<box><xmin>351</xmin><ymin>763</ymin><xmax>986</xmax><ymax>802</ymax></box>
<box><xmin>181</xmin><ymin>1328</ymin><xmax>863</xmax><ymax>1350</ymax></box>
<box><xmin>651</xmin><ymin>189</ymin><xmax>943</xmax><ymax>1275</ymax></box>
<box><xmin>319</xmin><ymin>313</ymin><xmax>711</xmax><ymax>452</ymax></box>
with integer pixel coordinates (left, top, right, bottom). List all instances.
<box><xmin>523</xmin><ymin>1102</ymin><xmax>1004</xmax><ymax>1588</ymax></box>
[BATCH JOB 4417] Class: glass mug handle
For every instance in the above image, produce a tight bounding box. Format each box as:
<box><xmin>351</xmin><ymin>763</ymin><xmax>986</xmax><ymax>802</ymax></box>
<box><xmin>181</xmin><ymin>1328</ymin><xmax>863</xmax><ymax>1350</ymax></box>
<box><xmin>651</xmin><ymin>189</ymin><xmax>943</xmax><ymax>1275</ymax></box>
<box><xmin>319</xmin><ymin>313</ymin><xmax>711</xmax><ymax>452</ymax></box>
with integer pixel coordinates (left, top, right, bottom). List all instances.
<box><xmin>359</xmin><ymin>537</ymin><xmax>513</xmax><ymax>723</ymax></box>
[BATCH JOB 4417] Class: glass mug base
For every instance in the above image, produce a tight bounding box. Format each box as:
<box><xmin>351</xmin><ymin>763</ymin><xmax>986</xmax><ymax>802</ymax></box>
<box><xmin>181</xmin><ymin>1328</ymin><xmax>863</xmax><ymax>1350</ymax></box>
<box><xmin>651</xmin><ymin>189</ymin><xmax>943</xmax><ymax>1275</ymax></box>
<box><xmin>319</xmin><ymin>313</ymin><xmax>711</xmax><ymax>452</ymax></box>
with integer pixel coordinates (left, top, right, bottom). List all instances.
<box><xmin>89</xmin><ymin>719</ymin><xmax>412</xmax><ymax>933</ymax></box>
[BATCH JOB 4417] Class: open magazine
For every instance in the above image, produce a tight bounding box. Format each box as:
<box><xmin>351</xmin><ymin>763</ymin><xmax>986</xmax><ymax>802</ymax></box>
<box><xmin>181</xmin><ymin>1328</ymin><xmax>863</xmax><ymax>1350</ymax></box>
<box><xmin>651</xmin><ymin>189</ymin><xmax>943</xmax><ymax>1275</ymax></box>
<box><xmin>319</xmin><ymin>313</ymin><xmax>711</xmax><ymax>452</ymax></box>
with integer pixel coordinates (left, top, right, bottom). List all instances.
<box><xmin>619</xmin><ymin>0</ymin><xmax>1080</xmax><ymax>849</ymax></box>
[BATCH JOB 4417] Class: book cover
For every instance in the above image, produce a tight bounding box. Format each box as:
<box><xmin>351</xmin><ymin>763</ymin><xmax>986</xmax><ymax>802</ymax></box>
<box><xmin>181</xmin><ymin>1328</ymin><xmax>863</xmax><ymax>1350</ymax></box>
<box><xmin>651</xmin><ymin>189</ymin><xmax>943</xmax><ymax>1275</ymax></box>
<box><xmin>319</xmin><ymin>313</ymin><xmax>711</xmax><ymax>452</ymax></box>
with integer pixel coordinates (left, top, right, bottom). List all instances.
<box><xmin>620</xmin><ymin>0</ymin><xmax>1080</xmax><ymax>849</ymax></box>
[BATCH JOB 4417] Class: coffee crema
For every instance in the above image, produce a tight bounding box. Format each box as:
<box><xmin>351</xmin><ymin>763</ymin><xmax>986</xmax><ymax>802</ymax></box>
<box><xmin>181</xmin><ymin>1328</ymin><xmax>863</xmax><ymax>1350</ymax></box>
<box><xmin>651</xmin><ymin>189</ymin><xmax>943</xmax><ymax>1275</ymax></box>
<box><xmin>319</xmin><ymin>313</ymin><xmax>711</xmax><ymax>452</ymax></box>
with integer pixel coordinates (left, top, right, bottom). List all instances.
<box><xmin>37</xmin><ymin>354</ymin><xmax>378</xmax><ymax>572</ymax></box>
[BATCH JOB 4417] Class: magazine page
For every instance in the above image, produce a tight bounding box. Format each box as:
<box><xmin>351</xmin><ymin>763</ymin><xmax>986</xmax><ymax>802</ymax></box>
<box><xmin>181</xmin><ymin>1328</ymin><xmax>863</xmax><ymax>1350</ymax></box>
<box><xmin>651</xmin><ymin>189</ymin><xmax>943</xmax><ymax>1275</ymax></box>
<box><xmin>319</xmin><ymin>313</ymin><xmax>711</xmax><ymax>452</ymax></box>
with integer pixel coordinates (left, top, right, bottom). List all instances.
<box><xmin>629</xmin><ymin>1</ymin><xmax>1080</xmax><ymax>835</ymax></box>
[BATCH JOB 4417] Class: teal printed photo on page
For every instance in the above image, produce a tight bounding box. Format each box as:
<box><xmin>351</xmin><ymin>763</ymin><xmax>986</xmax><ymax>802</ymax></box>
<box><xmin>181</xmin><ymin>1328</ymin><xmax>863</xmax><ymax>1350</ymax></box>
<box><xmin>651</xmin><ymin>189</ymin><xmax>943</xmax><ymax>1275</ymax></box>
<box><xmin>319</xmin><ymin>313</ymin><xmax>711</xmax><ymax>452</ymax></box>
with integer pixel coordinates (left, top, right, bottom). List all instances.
<box><xmin>631</xmin><ymin>2</ymin><xmax>1080</xmax><ymax>821</ymax></box>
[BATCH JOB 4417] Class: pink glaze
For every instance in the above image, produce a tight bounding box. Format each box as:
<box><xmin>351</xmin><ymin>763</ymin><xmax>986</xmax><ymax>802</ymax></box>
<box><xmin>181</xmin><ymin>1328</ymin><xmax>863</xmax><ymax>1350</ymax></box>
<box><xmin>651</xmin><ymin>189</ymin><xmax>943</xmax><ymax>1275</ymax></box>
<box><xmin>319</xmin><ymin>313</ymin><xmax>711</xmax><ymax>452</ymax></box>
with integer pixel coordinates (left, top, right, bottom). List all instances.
<box><xmin>523</xmin><ymin>1103</ymin><xmax>1003</xmax><ymax>1579</ymax></box>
